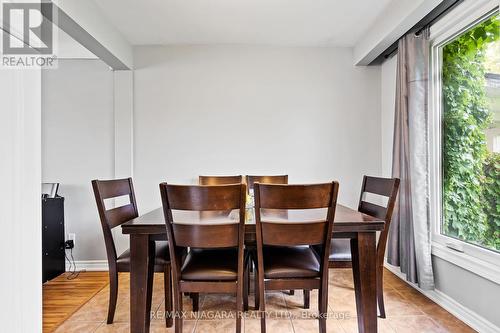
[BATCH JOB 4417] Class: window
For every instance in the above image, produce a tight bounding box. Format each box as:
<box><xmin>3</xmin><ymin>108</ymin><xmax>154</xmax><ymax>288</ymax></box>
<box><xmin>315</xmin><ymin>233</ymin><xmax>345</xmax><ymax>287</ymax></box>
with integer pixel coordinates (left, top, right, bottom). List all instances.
<box><xmin>440</xmin><ymin>12</ymin><xmax>500</xmax><ymax>253</ymax></box>
<box><xmin>430</xmin><ymin>0</ymin><xmax>500</xmax><ymax>276</ymax></box>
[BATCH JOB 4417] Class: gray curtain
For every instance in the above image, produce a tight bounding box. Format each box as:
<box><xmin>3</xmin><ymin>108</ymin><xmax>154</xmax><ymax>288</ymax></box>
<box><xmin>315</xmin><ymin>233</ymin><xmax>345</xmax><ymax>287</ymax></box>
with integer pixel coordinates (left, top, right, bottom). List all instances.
<box><xmin>387</xmin><ymin>28</ymin><xmax>435</xmax><ymax>290</ymax></box>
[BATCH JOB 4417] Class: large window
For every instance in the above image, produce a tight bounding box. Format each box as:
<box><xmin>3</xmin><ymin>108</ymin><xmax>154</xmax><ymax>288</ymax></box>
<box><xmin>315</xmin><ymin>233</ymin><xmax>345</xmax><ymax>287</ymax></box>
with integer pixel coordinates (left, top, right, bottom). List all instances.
<box><xmin>438</xmin><ymin>10</ymin><xmax>500</xmax><ymax>253</ymax></box>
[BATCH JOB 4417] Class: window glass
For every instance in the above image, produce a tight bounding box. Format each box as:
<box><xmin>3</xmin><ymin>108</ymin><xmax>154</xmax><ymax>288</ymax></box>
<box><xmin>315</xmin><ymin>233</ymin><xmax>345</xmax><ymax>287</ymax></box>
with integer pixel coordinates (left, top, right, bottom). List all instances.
<box><xmin>441</xmin><ymin>12</ymin><xmax>500</xmax><ymax>252</ymax></box>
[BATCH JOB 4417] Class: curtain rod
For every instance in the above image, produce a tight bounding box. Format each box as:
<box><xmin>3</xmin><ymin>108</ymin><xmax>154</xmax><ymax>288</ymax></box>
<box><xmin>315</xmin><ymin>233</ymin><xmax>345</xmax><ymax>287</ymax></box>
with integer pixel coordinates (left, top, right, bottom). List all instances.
<box><xmin>373</xmin><ymin>0</ymin><xmax>465</xmax><ymax>64</ymax></box>
<box><xmin>415</xmin><ymin>0</ymin><xmax>463</xmax><ymax>35</ymax></box>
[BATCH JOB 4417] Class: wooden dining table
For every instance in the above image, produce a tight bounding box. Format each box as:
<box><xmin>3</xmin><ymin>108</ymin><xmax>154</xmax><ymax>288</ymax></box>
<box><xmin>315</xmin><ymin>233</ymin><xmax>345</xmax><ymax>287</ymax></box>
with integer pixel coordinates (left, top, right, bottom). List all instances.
<box><xmin>121</xmin><ymin>204</ymin><xmax>384</xmax><ymax>333</ymax></box>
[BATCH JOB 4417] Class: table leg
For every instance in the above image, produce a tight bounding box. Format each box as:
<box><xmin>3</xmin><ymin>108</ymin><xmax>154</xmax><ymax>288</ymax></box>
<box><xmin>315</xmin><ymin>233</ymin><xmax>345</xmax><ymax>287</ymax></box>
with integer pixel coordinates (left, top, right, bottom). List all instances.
<box><xmin>351</xmin><ymin>232</ymin><xmax>377</xmax><ymax>333</ymax></box>
<box><xmin>130</xmin><ymin>234</ymin><xmax>155</xmax><ymax>333</ymax></box>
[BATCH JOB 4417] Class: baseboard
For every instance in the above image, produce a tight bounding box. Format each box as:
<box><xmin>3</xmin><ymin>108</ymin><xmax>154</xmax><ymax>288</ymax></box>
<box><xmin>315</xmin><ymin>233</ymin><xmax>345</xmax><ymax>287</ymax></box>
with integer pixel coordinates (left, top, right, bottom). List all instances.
<box><xmin>66</xmin><ymin>260</ymin><xmax>108</xmax><ymax>272</ymax></box>
<box><xmin>384</xmin><ymin>262</ymin><xmax>500</xmax><ymax>333</ymax></box>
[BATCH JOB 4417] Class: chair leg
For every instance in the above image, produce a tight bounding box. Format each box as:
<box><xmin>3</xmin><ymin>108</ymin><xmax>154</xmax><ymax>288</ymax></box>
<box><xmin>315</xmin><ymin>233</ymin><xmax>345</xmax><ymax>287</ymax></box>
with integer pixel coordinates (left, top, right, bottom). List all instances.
<box><xmin>243</xmin><ymin>259</ymin><xmax>249</xmax><ymax>311</ymax></box>
<box><xmin>106</xmin><ymin>270</ymin><xmax>118</xmax><ymax>324</ymax></box>
<box><xmin>259</xmin><ymin>273</ymin><xmax>266</xmax><ymax>333</ymax></box>
<box><xmin>164</xmin><ymin>265</ymin><xmax>173</xmax><ymax>327</ymax></box>
<box><xmin>191</xmin><ymin>293</ymin><xmax>199</xmax><ymax>312</ymax></box>
<box><xmin>259</xmin><ymin>294</ymin><xmax>266</xmax><ymax>333</ymax></box>
<box><xmin>254</xmin><ymin>262</ymin><xmax>260</xmax><ymax>310</ymax></box>
<box><xmin>303</xmin><ymin>289</ymin><xmax>310</xmax><ymax>309</ymax></box>
<box><xmin>174</xmin><ymin>289</ymin><xmax>183</xmax><ymax>333</ymax></box>
<box><xmin>377</xmin><ymin>265</ymin><xmax>386</xmax><ymax>318</ymax></box>
<box><xmin>318</xmin><ymin>286</ymin><xmax>327</xmax><ymax>333</ymax></box>
<box><xmin>236</xmin><ymin>271</ymin><xmax>243</xmax><ymax>333</ymax></box>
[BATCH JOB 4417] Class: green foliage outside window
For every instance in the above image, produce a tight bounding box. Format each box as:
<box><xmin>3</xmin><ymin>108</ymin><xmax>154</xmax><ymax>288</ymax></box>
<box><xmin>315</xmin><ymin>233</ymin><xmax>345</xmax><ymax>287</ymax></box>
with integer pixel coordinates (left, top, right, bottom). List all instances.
<box><xmin>483</xmin><ymin>153</ymin><xmax>500</xmax><ymax>247</ymax></box>
<box><xmin>442</xmin><ymin>14</ymin><xmax>500</xmax><ymax>251</ymax></box>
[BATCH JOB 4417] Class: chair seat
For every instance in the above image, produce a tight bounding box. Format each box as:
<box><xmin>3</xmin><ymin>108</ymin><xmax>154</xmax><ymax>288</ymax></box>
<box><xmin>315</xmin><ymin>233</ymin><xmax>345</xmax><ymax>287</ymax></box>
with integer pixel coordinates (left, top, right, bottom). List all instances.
<box><xmin>181</xmin><ymin>248</ymin><xmax>238</xmax><ymax>281</ymax></box>
<box><xmin>263</xmin><ymin>246</ymin><xmax>320</xmax><ymax>279</ymax></box>
<box><xmin>116</xmin><ymin>241</ymin><xmax>170</xmax><ymax>271</ymax></box>
<box><xmin>329</xmin><ymin>239</ymin><xmax>352</xmax><ymax>262</ymax></box>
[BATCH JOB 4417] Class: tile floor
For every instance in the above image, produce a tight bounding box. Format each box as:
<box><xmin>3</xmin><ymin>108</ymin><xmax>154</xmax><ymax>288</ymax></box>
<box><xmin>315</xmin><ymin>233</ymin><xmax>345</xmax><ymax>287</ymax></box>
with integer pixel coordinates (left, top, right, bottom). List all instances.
<box><xmin>52</xmin><ymin>269</ymin><xmax>475</xmax><ymax>333</ymax></box>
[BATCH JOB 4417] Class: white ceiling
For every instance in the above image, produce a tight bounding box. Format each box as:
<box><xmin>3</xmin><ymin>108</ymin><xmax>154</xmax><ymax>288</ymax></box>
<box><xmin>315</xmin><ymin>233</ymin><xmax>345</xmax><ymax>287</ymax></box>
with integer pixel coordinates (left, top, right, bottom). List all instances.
<box><xmin>94</xmin><ymin>0</ymin><xmax>391</xmax><ymax>47</ymax></box>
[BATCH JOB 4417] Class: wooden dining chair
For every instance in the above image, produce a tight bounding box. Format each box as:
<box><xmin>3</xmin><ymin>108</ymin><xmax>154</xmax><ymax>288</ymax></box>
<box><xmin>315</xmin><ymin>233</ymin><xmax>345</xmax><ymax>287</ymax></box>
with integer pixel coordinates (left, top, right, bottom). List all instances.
<box><xmin>245</xmin><ymin>175</ymin><xmax>298</xmax><ymax>301</ymax></box>
<box><xmin>91</xmin><ymin>178</ymin><xmax>173</xmax><ymax>327</ymax></box>
<box><xmin>199</xmin><ymin>175</ymin><xmax>243</xmax><ymax>185</ymax></box>
<box><xmin>254</xmin><ymin>182</ymin><xmax>339</xmax><ymax>333</ymax></box>
<box><xmin>160</xmin><ymin>183</ymin><xmax>248</xmax><ymax>333</ymax></box>
<box><xmin>195</xmin><ymin>175</ymin><xmax>245</xmax><ymax>310</ymax></box>
<box><xmin>327</xmin><ymin>175</ymin><xmax>399</xmax><ymax>318</ymax></box>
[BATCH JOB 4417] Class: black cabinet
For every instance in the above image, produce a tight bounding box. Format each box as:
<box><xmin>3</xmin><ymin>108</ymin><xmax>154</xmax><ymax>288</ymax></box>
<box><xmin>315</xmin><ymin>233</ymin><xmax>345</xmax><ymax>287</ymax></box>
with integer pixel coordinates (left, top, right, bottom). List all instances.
<box><xmin>42</xmin><ymin>197</ymin><xmax>65</xmax><ymax>283</ymax></box>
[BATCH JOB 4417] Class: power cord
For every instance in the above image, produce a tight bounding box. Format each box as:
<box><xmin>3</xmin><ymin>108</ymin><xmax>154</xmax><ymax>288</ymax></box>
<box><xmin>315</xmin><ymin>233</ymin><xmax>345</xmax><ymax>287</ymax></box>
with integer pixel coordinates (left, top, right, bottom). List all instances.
<box><xmin>64</xmin><ymin>240</ymin><xmax>84</xmax><ymax>280</ymax></box>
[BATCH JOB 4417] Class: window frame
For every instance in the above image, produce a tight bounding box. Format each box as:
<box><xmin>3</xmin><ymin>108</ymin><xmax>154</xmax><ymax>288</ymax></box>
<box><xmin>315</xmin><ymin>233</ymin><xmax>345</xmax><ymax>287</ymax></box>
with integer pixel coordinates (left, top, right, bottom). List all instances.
<box><xmin>429</xmin><ymin>0</ymin><xmax>500</xmax><ymax>284</ymax></box>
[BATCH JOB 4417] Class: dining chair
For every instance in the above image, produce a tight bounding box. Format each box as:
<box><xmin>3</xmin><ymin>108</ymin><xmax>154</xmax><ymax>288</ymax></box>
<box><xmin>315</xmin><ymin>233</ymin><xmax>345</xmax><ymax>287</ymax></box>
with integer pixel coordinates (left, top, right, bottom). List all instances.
<box><xmin>254</xmin><ymin>182</ymin><xmax>339</xmax><ymax>333</ymax></box>
<box><xmin>327</xmin><ymin>175</ymin><xmax>399</xmax><ymax>318</ymax></box>
<box><xmin>245</xmin><ymin>175</ymin><xmax>299</xmax><ymax>302</ymax></box>
<box><xmin>160</xmin><ymin>183</ymin><xmax>248</xmax><ymax>333</ymax></box>
<box><xmin>195</xmin><ymin>175</ymin><xmax>245</xmax><ymax>310</ymax></box>
<box><xmin>91</xmin><ymin>178</ymin><xmax>173</xmax><ymax>327</ymax></box>
<box><xmin>199</xmin><ymin>175</ymin><xmax>243</xmax><ymax>185</ymax></box>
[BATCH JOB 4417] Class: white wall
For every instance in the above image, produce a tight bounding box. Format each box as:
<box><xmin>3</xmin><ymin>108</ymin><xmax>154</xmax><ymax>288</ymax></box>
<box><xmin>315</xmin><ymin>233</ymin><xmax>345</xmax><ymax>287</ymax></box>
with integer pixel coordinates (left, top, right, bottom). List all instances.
<box><xmin>133</xmin><ymin>45</ymin><xmax>382</xmax><ymax>213</ymax></box>
<box><xmin>380</xmin><ymin>57</ymin><xmax>500</xmax><ymax>330</ymax></box>
<box><xmin>0</xmin><ymin>69</ymin><xmax>42</xmax><ymax>332</ymax></box>
<box><xmin>433</xmin><ymin>257</ymin><xmax>500</xmax><ymax>328</ymax></box>
<box><xmin>42</xmin><ymin>59</ymin><xmax>114</xmax><ymax>261</ymax></box>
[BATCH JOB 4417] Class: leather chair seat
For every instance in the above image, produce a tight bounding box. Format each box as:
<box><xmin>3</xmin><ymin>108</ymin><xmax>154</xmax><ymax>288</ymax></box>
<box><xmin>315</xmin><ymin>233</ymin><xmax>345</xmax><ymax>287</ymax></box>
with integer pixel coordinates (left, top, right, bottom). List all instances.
<box><xmin>329</xmin><ymin>239</ymin><xmax>352</xmax><ymax>262</ymax></box>
<box><xmin>117</xmin><ymin>241</ymin><xmax>170</xmax><ymax>271</ymax></box>
<box><xmin>263</xmin><ymin>246</ymin><xmax>320</xmax><ymax>279</ymax></box>
<box><xmin>181</xmin><ymin>248</ymin><xmax>238</xmax><ymax>281</ymax></box>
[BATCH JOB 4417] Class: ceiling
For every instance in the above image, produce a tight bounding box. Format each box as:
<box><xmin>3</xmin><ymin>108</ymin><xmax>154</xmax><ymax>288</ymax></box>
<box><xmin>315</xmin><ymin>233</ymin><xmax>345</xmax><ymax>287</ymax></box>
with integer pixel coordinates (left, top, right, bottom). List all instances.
<box><xmin>94</xmin><ymin>0</ymin><xmax>391</xmax><ymax>47</ymax></box>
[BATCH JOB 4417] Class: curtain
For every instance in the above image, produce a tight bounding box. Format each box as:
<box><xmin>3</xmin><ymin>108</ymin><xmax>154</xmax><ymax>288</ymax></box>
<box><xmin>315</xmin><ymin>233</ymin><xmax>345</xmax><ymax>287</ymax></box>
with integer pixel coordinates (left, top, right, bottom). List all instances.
<box><xmin>387</xmin><ymin>28</ymin><xmax>435</xmax><ymax>290</ymax></box>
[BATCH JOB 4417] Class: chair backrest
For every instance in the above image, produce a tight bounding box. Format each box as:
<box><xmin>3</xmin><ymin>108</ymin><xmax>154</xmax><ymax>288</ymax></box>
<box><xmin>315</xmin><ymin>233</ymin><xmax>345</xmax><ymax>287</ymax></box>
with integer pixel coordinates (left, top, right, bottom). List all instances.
<box><xmin>245</xmin><ymin>175</ymin><xmax>288</xmax><ymax>192</ymax></box>
<box><xmin>160</xmin><ymin>183</ymin><xmax>246</xmax><ymax>276</ymax></box>
<box><xmin>92</xmin><ymin>178</ymin><xmax>139</xmax><ymax>263</ymax></box>
<box><xmin>254</xmin><ymin>182</ymin><xmax>339</xmax><ymax>269</ymax></box>
<box><xmin>198</xmin><ymin>175</ymin><xmax>243</xmax><ymax>185</ymax></box>
<box><xmin>357</xmin><ymin>176</ymin><xmax>400</xmax><ymax>261</ymax></box>
<box><xmin>160</xmin><ymin>183</ymin><xmax>246</xmax><ymax>250</ymax></box>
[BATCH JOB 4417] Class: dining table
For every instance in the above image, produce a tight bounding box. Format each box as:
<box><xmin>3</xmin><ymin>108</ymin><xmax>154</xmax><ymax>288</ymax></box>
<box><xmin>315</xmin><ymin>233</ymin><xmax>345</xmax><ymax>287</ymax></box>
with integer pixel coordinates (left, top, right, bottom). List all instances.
<box><xmin>121</xmin><ymin>204</ymin><xmax>384</xmax><ymax>333</ymax></box>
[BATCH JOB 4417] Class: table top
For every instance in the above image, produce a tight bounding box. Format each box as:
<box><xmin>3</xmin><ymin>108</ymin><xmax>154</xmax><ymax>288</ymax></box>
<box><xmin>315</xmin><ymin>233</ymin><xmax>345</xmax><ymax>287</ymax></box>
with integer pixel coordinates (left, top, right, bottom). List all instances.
<box><xmin>121</xmin><ymin>204</ymin><xmax>384</xmax><ymax>235</ymax></box>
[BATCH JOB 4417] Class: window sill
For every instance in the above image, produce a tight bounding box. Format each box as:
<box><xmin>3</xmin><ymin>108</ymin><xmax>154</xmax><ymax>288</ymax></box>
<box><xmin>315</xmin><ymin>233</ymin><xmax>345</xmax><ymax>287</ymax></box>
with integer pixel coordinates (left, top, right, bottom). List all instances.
<box><xmin>431</xmin><ymin>242</ymin><xmax>500</xmax><ymax>285</ymax></box>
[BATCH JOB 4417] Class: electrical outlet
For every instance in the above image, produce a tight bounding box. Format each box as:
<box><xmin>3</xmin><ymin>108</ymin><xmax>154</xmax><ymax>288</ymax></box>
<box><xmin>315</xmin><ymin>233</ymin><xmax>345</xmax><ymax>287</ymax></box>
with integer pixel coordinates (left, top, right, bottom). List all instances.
<box><xmin>68</xmin><ymin>233</ymin><xmax>76</xmax><ymax>247</ymax></box>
